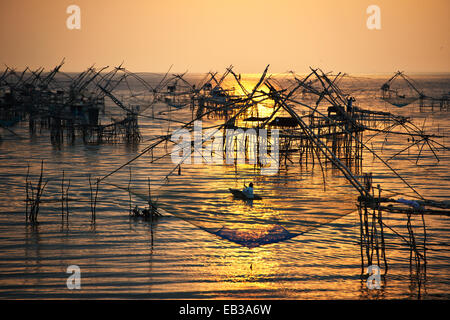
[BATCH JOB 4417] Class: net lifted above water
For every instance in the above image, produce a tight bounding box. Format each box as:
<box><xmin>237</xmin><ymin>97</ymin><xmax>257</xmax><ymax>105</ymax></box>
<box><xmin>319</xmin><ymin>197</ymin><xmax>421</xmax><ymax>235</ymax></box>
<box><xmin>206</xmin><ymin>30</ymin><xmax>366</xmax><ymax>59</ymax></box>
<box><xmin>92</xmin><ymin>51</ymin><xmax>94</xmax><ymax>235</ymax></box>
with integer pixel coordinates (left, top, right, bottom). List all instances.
<box><xmin>380</xmin><ymin>71</ymin><xmax>424</xmax><ymax>107</ymax></box>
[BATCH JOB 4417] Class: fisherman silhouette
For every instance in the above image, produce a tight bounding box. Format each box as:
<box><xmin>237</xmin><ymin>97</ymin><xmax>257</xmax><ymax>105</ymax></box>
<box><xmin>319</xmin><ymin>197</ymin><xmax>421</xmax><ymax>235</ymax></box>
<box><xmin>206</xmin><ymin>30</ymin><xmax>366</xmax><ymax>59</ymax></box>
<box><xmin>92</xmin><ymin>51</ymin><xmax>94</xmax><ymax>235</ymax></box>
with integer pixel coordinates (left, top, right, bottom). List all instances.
<box><xmin>242</xmin><ymin>182</ymin><xmax>254</xmax><ymax>199</ymax></box>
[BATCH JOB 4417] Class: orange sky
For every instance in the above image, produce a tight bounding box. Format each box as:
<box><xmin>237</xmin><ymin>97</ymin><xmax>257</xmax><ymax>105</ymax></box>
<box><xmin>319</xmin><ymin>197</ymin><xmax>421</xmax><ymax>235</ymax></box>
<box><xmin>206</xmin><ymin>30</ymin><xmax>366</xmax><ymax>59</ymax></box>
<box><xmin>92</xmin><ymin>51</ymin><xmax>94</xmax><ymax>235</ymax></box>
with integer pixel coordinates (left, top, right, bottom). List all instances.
<box><xmin>0</xmin><ymin>0</ymin><xmax>449</xmax><ymax>73</ymax></box>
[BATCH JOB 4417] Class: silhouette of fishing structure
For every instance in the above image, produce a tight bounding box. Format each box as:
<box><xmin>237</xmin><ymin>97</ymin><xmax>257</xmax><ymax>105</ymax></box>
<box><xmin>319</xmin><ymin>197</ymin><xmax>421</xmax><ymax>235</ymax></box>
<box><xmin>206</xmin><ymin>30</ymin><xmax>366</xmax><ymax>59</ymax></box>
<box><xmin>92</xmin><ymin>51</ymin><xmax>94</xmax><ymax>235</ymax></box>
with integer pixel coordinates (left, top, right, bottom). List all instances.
<box><xmin>0</xmin><ymin>60</ymin><xmax>144</xmax><ymax>145</ymax></box>
<box><xmin>381</xmin><ymin>71</ymin><xmax>424</xmax><ymax>107</ymax></box>
<box><xmin>14</xmin><ymin>63</ymin><xmax>449</xmax><ymax>298</ymax></box>
<box><xmin>381</xmin><ymin>71</ymin><xmax>449</xmax><ymax>112</ymax></box>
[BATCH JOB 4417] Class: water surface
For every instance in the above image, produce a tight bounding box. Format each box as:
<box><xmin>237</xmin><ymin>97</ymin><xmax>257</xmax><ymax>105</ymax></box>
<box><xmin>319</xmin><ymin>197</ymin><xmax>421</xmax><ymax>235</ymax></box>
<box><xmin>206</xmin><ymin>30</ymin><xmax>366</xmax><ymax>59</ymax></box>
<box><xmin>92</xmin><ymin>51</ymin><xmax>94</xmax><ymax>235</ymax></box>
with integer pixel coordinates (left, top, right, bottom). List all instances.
<box><xmin>0</xmin><ymin>74</ymin><xmax>449</xmax><ymax>299</ymax></box>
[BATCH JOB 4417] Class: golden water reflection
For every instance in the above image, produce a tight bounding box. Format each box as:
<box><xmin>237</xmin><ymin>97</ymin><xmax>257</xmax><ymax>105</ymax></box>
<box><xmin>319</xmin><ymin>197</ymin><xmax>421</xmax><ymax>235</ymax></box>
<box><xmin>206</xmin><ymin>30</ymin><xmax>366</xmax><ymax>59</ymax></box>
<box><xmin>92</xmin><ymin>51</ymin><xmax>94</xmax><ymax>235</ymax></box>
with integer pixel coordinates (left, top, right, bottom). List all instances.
<box><xmin>0</xmin><ymin>74</ymin><xmax>448</xmax><ymax>298</ymax></box>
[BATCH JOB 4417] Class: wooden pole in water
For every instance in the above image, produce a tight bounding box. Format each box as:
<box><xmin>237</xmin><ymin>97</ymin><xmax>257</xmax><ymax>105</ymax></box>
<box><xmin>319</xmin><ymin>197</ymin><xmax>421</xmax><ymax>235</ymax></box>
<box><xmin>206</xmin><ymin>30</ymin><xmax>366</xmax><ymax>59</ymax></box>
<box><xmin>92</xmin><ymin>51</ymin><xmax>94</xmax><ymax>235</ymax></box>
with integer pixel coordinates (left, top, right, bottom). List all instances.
<box><xmin>148</xmin><ymin>177</ymin><xmax>154</xmax><ymax>223</ymax></box>
<box><xmin>128</xmin><ymin>167</ymin><xmax>132</xmax><ymax>215</ymax></box>
<box><xmin>61</xmin><ymin>170</ymin><xmax>65</xmax><ymax>221</ymax></box>
<box><xmin>89</xmin><ymin>174</ymin><xmax>99</xmax><ymax>222</ymax></box>
<box><xmin>358</xmin><ymin>204</ymin><xmax>365</xmax><ymax>275</ymax></box>
<box><xmin>31</xmin><ymin>160</ymin><xmax>47</xmax><ymax>224</ymax></box>
<box><xmin>25</xmin><ymin>165</ymin><xmax>30</xmax><ymax>222</ymax></box>
<box><xmin>377</xmin><ymin>184</ymin><xmax>388</xmax><ymax>273</ymax></box>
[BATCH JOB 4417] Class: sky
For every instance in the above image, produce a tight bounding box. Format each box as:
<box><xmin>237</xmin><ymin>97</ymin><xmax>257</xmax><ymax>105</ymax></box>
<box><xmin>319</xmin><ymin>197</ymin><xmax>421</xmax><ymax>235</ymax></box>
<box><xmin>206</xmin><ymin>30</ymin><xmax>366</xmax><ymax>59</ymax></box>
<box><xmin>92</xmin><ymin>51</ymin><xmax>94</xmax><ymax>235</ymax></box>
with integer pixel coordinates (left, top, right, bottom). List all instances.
<box><xmin>0</xmin><ymin>0</ymin><xmax>449</xmax><ymax>73</ymax></box>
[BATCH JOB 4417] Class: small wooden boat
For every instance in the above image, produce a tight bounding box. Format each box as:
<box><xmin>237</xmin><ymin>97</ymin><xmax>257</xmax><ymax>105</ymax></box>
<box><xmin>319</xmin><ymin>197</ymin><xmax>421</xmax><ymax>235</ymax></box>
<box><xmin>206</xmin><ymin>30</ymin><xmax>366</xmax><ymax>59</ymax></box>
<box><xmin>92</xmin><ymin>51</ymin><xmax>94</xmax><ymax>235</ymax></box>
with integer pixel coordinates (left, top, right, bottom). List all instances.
<box><xmin>229</xmin><ymin>188</ymin><xmax>262</xmax><ymax>200</ymax></box>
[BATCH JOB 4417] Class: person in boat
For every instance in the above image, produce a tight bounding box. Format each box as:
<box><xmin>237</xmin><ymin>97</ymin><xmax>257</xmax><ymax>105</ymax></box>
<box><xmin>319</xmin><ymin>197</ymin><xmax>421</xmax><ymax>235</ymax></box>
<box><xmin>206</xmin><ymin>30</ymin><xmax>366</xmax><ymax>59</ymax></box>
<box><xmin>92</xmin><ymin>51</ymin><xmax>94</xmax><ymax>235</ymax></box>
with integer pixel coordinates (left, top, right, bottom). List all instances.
<box><xmin>142</xmin><ymin>208</ymin><xmax>150</xmax><ymax>218</ymax></box>
<box><xmin>242</xmin><ymin>182</ymin><xmax>254</xmax><ymax>199</ymax></box>
<box><xmin>132</xmin><ymin>205</ymin><xmax>140</xmax><ymax>217</ymax></box>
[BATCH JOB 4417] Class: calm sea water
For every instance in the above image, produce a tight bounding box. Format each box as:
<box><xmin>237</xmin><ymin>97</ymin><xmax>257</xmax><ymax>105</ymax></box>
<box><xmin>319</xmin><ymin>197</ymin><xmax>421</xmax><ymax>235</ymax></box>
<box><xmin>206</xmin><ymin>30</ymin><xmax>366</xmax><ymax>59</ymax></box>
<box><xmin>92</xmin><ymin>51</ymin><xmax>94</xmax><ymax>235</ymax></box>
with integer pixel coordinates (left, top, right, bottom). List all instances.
<box><xmin>0</xmin><ymin>73</ymin><xmax>449</xmax><ymax>299</ymax></box>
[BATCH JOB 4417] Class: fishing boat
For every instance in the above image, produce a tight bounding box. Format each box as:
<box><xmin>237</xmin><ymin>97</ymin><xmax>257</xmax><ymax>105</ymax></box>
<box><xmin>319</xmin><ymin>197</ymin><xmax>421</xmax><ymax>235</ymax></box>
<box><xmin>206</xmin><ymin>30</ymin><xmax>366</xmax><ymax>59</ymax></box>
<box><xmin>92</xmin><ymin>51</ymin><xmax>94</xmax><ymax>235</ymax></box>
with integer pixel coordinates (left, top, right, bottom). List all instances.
<box><xmin>229</xmin><ymin>188</ymin><xmax>262</xmax><ymax>200</ymax></box>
